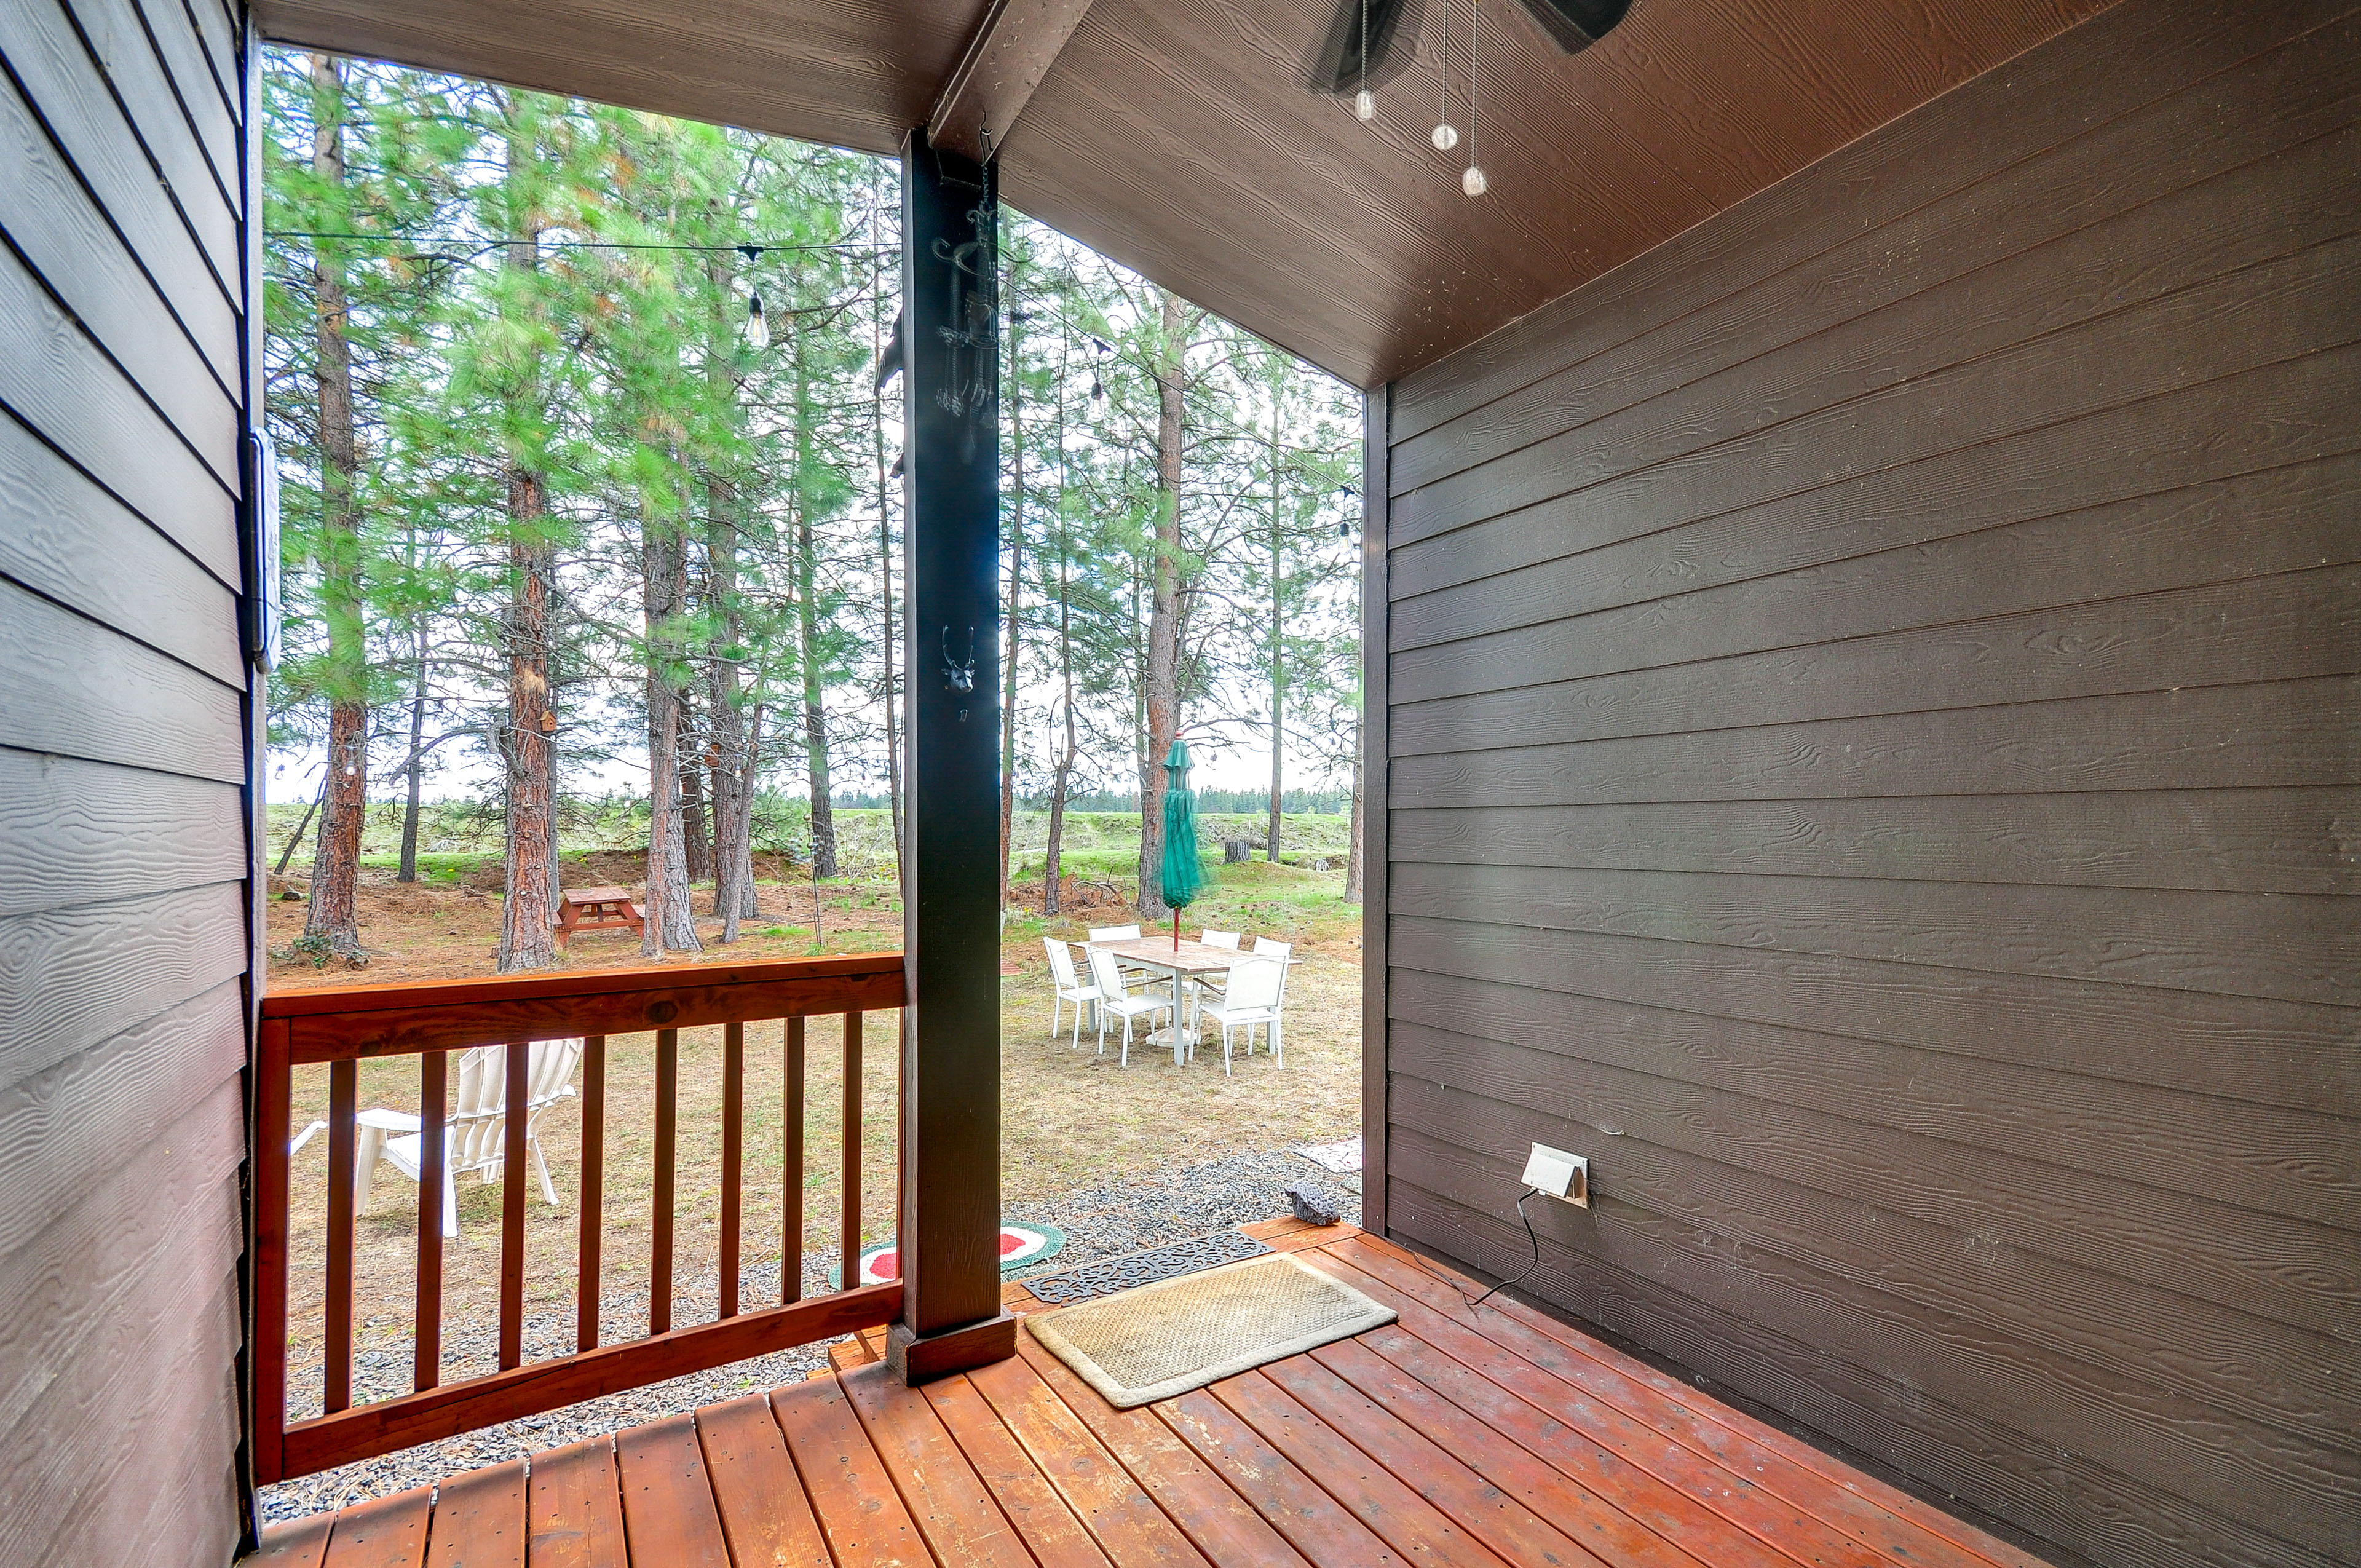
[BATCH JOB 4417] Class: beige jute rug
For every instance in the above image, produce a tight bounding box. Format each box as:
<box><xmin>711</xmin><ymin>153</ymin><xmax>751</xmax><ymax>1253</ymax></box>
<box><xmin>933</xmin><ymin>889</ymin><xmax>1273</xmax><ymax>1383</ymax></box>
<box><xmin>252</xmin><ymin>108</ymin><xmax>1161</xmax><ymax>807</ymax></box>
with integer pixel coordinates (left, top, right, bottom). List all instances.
<box><xmin>1023</xmin><ymin>1252</ymin><xmax>1396</xmax><ymax>1408</ymax></box>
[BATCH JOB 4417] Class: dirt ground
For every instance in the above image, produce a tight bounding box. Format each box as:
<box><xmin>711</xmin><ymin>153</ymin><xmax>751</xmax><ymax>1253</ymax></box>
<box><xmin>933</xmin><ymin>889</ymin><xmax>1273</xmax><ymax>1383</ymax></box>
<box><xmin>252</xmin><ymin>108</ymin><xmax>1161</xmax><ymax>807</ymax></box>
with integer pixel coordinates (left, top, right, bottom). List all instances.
<box><xmin>269</xmin><ymin>871</ymin><xmax>1362</xmax><ymax>1401</ymax></box>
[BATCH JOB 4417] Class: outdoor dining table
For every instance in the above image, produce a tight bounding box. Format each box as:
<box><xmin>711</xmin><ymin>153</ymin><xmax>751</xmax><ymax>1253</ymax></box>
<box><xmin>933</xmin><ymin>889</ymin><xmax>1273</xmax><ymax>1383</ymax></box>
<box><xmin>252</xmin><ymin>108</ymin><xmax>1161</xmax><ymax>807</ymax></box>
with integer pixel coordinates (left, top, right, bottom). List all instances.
<box><xmin>1083</xmin><ymin>935</ymin><xmax>1295</xmax><ymax>1066</ymax></box>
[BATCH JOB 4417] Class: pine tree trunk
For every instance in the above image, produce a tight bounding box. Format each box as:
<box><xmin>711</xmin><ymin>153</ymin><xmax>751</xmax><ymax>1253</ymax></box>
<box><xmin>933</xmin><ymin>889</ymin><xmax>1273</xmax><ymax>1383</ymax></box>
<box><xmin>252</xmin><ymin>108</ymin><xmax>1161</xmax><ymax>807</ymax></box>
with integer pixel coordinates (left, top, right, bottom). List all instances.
<box><xmin>397</xmin><ymin>641</ymin><xmax>425</xmax><ymax>883</ymax></box>
<box><xmin>494</xmin><ymin>132</ymin><xmax>558</xmax><ymax>971</ymax></box>
<box><xmin>1136</xmin><ymin>290</ymin><xmax>1186</xmax><ymax>920</ymax></box>
<box><xmin>707</xmin><ymin>475</ymin><xmax>756</xmax><ymax>931</ymax></box>
<box><xmin>303</xmin><ymin>53</ymin><xmax>366</xmax><ymax>964</ymax></box>
<box><xmin>643</xmin><ymin>514</ymin><xmax>702</xmax><ymax>954</ymax></box>
<box><xmin>1343</xmin><ymin>712</ymin><xmax>1365</xmax><ymax>905</ymax></box>
<box><xmin>799</xmin><ymin>507</ymin><xmax>838</xmax><ymax>881</ymax></box>
<box><xmin>870</xmin><ymin>244</ymin><xmax>904</xmax><ymax>906</ymax></box>
<box><xmin>792</xmin><ymin>330</ymin><xmax>838</xmax><ymax>879</ymax></box>
<box><xmin>681</xmin><ymin>709</ymin><xmax>714</xmax><ymax>885</ymax></box>
<box><xmin>1267</xmin><ymin>408</ymin><xmax>1284</xmax><ymax>865</ymax></box>
<box><xmin>499</xmin><ymin>469</ymin><xmax>559</xmax><ymax>972</ymax></box>
<box><xmin>1043</xmin><ymin>333</ymin><xmax>1074</xmax><ymax>919</ymax></box>
<box><xmin>1000</xmin><ymin>296</ymin><xmax>1022</xmax><ymax>911</ymax></box>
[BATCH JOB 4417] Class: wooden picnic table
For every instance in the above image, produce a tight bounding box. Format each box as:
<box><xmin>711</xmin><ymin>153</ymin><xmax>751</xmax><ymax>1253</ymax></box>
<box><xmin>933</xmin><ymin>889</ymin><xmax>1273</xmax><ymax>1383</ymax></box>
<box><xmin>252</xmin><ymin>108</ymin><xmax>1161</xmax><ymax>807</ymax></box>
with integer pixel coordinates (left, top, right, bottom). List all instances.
<box><xmin>554</xmin><ymin>885</ymin><xmax>646</xmax><ymax>949</ymax></box>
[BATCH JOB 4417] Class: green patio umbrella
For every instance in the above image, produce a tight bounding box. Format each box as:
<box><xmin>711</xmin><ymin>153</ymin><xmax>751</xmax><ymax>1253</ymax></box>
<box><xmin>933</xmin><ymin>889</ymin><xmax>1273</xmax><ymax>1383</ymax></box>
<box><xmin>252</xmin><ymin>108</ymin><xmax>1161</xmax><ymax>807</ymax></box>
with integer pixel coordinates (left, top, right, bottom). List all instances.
<box><xmin>1158</xmin><ymin>738</ymin><xmax>1204</xmax><ymax>949</ymax></box>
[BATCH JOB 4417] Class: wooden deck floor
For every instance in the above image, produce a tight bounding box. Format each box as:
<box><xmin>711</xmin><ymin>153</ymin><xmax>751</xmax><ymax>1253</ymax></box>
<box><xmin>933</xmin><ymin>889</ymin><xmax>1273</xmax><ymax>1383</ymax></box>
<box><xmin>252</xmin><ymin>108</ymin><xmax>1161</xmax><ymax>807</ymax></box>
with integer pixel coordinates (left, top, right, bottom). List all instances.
<box><xmin>250</xmin><ymin>1219</ymin><xmax>2049</xmax><ymax>1568</ymax></box>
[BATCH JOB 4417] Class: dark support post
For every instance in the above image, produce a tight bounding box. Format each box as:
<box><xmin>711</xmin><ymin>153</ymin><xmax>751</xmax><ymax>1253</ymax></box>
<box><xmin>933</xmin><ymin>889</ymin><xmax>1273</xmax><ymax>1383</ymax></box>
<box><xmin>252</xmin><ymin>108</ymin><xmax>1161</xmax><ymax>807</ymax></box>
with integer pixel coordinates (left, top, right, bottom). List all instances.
<box><xmin>888</xmin><ymin>127</ymin><xmax>1015</xmax><ymax>1384</ymax></box>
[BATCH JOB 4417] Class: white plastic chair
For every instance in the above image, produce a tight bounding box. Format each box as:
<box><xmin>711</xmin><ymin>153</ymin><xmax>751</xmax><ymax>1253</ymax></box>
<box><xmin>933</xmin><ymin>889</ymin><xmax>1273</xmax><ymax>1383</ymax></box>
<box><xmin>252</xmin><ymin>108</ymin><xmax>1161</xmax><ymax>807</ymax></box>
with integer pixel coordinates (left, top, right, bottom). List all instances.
<box><xmin>1250</xmin><ymin>937</ymin><xmax>1293</xmax><ymax>1062</ymax></box>
<box><xmin>1043</xmin><ymin>938</ymin><xmax>1101</xmax><ymax>1048</ymax></box>
<box><xmin>1198</xmin><ymin>957</ymin><xmax>1285</xmax><ymax>1075</ymax></box>
<box><xmin>1085</xmin><ymin>944</ymin><xmax>1171</xmax><ymax>1067</ymax></box>
<box><xmin>352</xmin><ymin>1037</ymin><xmax>583</xmax><ymax>1237</ymax></box>
<box><xmin>1197</xmin><ymin>929</ymin><xmax>1241</xmax><ymax>999</ymax></box>
<box><xmin>1089</xmin><ymin>921</ymin><xmax>1147</xmax><ymax>982</ymax></box>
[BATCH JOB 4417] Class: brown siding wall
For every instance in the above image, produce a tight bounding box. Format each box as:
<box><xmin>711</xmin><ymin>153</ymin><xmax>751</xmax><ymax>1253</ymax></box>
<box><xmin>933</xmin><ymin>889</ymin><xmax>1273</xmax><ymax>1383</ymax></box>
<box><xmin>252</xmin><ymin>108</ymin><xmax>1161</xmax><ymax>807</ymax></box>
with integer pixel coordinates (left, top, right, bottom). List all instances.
<box><xmin>0</xmin><ymin>0</ymin><xmax>252</xmax><ymax>1560</ymax></box>
<box><xmin>1376</xmin><ymin>1</ymin><xmax>2360</xmax><ymax>1564</ymax></box>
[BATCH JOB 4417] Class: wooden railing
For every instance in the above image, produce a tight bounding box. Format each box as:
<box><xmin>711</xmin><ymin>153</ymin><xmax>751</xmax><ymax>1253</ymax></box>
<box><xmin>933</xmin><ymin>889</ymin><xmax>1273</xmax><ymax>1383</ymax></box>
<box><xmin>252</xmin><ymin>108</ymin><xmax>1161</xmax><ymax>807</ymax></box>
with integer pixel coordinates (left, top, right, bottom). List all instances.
<box><xmin>252</xmin><ymin>954</ymin><xmax>906</xmax><ymax>1484</ymax></box>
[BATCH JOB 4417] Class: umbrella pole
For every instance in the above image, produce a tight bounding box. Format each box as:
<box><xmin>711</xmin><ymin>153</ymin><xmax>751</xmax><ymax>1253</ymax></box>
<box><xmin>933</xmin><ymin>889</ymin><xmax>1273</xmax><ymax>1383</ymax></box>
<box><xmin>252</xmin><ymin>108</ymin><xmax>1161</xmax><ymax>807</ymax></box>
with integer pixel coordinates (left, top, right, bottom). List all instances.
<box><xmin>1173</xmin><ymin>908</ymin><xmax>1180</xmax><ymax>951</ymax></box>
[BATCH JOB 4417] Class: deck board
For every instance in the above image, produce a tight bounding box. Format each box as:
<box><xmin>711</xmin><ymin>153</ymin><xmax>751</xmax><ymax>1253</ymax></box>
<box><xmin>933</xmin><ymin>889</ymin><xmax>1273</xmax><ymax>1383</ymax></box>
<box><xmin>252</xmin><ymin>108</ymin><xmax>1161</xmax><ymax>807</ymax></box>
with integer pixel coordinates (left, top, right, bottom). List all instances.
<box><xmin>421</xmin><ymin>1460</ymin><xmax>524</xmax><ymax>1568</ymax></box>
<box><xmin>695</xmin><ymin>1392</ymin><xmax>834</xmax><ymax>1568</ymax></box>
<box><xmin>252</xmin><ymin>1223</ymin><xmax>2049</xmax><ymax>1568</ymax></box>
<box><xmin>922</xmin><ymin>1372</ymin><xmax>1115</xmax><ymax>1568</ymax></box>
<box><xmin>614</xmin><ymin>1414</ymin><xmax>730</xmax><ymax>1568</ymax></box>
<box><xmin>318</xmin><ymin>1486</ymin><xmax>430</xmax><ymax>1568</ymax></box>
<box><xmin>770</xmin><ymin>1375</ymin><xmax>933</xmax><ymax>1568</ymax></box>
<box><xmin>525</xmin><ymin>1438</ymin><xmax>627</xmax><ymax>1567</ymax></box>
<box><xmin>964</xmin><ymin>1352</ymin><xmax>1210</xmax><ymax>1568</ymax></box>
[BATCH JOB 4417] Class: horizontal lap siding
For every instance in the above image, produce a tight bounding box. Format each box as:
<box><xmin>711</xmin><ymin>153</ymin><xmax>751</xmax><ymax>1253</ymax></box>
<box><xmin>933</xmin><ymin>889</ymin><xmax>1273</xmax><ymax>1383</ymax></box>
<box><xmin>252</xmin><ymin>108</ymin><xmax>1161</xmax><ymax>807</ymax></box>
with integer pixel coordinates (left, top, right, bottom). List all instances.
<box><xmin>0</xmin><ymin>0</ymin><xmax>250</xmax><ymax>1561</ymax></box>
<box><xmin>1377</xmin><ymin>1</ymin><xmax>2361</xmax><ymax>1564</ymax></box>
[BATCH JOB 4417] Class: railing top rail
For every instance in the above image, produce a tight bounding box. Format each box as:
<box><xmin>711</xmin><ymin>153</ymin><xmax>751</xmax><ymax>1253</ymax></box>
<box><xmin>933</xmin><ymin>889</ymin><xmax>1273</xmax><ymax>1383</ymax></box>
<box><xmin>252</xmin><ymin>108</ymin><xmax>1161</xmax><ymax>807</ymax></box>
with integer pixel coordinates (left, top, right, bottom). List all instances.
<box><xmin>263</xmin><ymin>951</ymin><xmax>904</xmax><ymax>1018</ymax></box>
<box><xmin>264</xmin><ymin>951</ymin><xmax>907</xmax><ymax>1064</ymax></box>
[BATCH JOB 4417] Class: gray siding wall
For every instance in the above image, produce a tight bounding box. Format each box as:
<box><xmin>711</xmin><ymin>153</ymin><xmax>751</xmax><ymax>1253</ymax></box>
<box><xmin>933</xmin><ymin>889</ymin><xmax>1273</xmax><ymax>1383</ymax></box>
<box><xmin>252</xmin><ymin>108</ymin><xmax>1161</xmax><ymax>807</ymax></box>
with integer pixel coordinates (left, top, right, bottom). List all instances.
<box><xmin>1374</xmin><ymin>0</ymin><xmax>2360</xmax><ymax>1564</ymax></box>
<box><xmin>0</xmin><ymin>0</ymin><xmax>253</xmax><ymax>1559</ymax></box>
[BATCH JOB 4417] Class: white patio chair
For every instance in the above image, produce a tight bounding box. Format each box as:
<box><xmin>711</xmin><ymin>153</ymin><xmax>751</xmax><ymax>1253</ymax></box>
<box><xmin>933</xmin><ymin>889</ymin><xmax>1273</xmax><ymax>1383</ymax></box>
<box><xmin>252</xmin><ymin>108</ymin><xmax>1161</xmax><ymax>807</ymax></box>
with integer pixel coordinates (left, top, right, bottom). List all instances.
<box><xmin>1085</xmin><ymin>944</ymin><xmax>1172</xmax><ymax>1067</ymax></box>
<box><xmin>1197</xmin><ymin>957</ymin><xmax>1286</xmax><ymax>1076</ymax></box>
<box><xmin>1090</xmin><ymin>921</ymin><xmax>1147</xmax><ymax>981</ymax></box>
<box><xmin>1043</xmin><ymin>938</ymin><xmax>1101</xmax><ymax>1048</ymax></box>
<box><xmin>1197</xmin><ymin>929</ymin><xmax>1241</xmax><ymax>998</ymax></box>
<box><xmin>1250</xmin><ymin>936</ymin><xmax>1294</xmax><ymax>1063</ymax></box>
<box><xmin>353</xmin><ymin>1037</ymin><xmax>583</xmax><ymax>1237</ymax></box>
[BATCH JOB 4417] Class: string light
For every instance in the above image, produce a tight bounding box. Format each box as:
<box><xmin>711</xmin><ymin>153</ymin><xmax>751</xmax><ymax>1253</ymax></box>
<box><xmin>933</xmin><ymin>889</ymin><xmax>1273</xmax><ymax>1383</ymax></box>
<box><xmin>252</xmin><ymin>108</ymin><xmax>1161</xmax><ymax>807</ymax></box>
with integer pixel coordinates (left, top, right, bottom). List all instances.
<box><xmin>1354</xmin><ymin>0</ymin><xmax>1376</xmax><ymax>119</ymax></box>
<box><xmin>739</xmin><ymin>244</ymin><xmax>772</xmax><ymax>350</ymax></box>
<box><xmin>1433</xmin><ymin>0</ymin><xmax>1458</xmax><ymax>152</ymax></box>
<box><xmin>1462</xmin><ymin>0</ymin><xmax>1487</xmax><ymax>196</ymax></box>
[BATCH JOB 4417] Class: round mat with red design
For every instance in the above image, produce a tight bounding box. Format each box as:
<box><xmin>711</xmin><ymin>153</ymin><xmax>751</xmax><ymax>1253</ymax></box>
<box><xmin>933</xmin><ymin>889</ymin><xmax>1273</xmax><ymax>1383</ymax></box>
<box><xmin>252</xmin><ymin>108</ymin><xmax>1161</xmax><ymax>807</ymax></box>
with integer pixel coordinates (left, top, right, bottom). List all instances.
<box><xmin>834</xmin><ymin>1221</ymin><xmax>1064</xmax><ymax>1286</ymax></box>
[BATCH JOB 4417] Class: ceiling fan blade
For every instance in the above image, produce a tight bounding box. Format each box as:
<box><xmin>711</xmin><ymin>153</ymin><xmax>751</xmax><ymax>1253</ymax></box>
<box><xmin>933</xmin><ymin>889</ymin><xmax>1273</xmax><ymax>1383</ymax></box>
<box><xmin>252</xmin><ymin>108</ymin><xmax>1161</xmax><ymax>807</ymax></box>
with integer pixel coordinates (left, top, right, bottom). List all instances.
<box><xmin>1309</xmin><ymin>0</ymin><xmax>1422</xmax><ymax>95</ymax></box>
<box><xmin>1513</xmin><ymin>0</ymin><xmax>1632</xmax><ymax>52</ymax></box>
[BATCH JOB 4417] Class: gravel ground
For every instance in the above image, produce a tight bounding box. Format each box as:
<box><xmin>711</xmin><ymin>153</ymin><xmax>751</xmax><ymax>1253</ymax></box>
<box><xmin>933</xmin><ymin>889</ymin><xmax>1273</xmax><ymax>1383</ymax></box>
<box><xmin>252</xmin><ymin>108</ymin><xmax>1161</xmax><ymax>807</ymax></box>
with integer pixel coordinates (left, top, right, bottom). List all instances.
<box><xmin>259</xmin><ymin>1146</ymin><xmax>1361</xmax><ymax>1524</ymax></box>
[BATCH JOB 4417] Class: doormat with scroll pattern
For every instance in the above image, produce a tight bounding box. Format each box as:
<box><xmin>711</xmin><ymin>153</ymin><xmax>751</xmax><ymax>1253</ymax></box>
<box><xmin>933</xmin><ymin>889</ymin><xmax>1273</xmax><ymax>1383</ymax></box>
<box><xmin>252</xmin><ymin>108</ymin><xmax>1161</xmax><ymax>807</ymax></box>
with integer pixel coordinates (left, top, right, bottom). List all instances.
<box><xmin>1025</xmin><ymin>1252</ymin><xmax>1396</xmax><ymax>1408</ymax></box>
<box><xmin>1022</xmin><ymin>1229</ymin><xmax>1268</xmax><ymax>1306</ymax></box>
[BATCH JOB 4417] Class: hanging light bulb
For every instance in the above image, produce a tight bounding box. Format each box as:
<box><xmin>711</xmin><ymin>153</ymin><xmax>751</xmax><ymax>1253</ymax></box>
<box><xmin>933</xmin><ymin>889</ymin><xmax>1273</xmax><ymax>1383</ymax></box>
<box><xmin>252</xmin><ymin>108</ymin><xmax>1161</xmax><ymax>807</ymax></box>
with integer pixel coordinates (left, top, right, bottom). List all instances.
<box><xmin>1431</xmin><ymin>122</ymin><xmax>1458</xmax><ymax>151</ymax></box>
<box><xmin>1461</xmin><ymin>0</ymin><xmax>1487</xmax><ymax>197</ymax></box>
<box><xmin>737</xmin><ymin>242</ymin><xmax>770</xmax><ymax>349</ymax></box>
<box><xmin>1090</xmin><ymin>375</ymin><xmax>1105</xmax><ymax>402</ymax></box>
<box><xmin>1352</xmin><ymin>0</ymin><xmax>1375</xmax><ymax>120</ymax></box>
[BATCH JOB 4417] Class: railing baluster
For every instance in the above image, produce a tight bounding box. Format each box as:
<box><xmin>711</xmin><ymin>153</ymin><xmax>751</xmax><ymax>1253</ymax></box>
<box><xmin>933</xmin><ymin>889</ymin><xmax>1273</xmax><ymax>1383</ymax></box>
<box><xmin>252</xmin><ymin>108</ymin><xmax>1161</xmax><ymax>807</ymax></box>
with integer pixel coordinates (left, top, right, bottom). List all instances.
<box><xmin>720</xmin><ymin>1020</ymin><xmax>744</xmax><ymax>1318</ymax></box>
<box><xmin>325</xmin><ymin>1058</ymin><xmax>357</xmax><ymax>1414</ymax></box>
<box><xmin>414</xmin><ymin>1050</ymin><xmax>447</xmax><ymax>1391</ymax></box>
<box><xmin>651</xmin><ymin>1026</ymin><xmax>678</xmax><ymax>1336</ymax></box>
<box><xmin>577</xmin><ymin>1034</ymin><xmax>606</xmax><ymax>1352</ymax></box>
<box><xmin>841</xmin><ymin>1012</ymin><xmax>861</xmax><ymax>1291</ymax></box>
<box><xmin>499</xmin><ymin>1040</ymin><xmax>528</xmax><ymax>1370</ymax></box>
<box><xmin>783</xmin><ymin>1016</ymin><xmax>805</xmax><ymax>1304</ymax></box>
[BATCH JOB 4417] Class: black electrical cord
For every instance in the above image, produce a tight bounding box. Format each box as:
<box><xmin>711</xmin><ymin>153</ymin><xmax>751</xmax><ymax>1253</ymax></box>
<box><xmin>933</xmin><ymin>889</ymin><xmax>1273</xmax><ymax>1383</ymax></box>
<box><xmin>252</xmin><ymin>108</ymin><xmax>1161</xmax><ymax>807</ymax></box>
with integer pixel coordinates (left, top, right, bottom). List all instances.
<box><xmin>1463</xmin><ymin>1187</ymin><xmax>1543</xmax><ymax>1313</ymax></box>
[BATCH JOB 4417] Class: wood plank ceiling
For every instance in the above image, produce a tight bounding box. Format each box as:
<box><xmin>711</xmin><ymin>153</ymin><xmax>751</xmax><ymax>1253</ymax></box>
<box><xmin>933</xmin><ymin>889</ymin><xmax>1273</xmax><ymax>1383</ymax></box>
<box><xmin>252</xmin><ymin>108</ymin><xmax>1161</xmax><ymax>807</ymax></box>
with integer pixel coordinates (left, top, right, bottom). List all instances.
<box><xmin>254</xmin><ymin>0</ymin><xmax>2115</xmax><ymax>386</ymax></box>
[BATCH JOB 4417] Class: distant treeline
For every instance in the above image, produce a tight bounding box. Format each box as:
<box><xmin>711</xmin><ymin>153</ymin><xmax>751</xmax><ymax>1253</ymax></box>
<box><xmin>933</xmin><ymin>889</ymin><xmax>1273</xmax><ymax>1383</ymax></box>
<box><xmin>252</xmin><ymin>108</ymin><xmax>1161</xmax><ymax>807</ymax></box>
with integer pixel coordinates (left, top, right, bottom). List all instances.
<box><xmin>829</xmin><ymin>787</ymin><xmax>1350</xmax><ymax>815</ymax></box>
